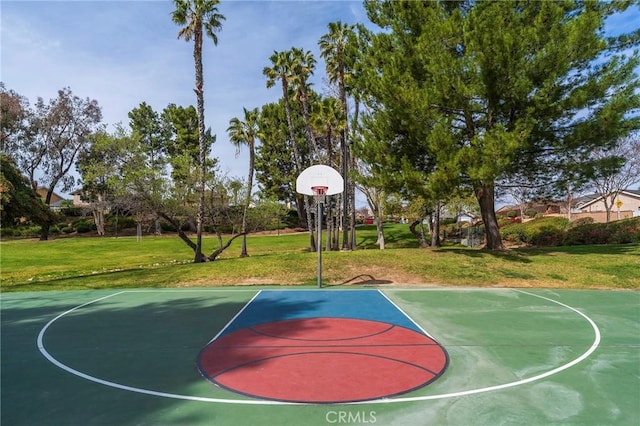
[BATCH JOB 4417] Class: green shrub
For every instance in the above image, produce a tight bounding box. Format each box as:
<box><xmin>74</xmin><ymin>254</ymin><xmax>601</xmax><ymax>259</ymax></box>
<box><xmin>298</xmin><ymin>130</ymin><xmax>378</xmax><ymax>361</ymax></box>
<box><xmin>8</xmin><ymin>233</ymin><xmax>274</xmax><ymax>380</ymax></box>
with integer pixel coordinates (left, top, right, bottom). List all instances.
<box><xmin>497</xmin><ymin>217</ymin><xmax>513</xmax><ymax>228</ymax></box>
<box><xmin>0</xmin><ymin>225</ymin><xmax>42</xmax><ymax>238</ymax></box>
<box><xmin>570</xmin><ymin>217</ymin><xmax>595</xmax><ymax>227</ymax></box>
<box><xmin>73</xmin><ymin>219</ymin><xmax>96</xmax><ymax>233</ymax></box>
<box><xmin>528</xmin><ymin>226</ymin><xmax>564</xmax><ymax>246</ymax></box>
<box><xmin>60</xmin><ymin>205</ymin><xmax>84</xmax><ymax>217</ymax></box>
<box><xmin>161</xmin><ymin>221</ymin><xmax>178</xmax><ymax>232</ymax></box>
<box><xmin>1</xmin><ymin>228</ymin><xmax>15</xmax><ymax>237</ymax></box>
<box><xmin>501</xmin><ymin>222</ymin><xmax>527</xmax><ymax>243</ymax></box>
<box><xmin>607</xmin><ymin>217</ymin><xmax>640</xmax><ymax>244</ymax></box>
<box><xmin>108</xmin><ymin>216</ymin><xmax>137</xmax><ymax>231</ymax></box>
<box><xmin>501</xmin><ymin>217</ymin><xmax>569</xmax><ymax>246</ymax></box>
<box><xmin>563</xmin><ymin>217</ymin><xmax>640</xmax><ymax>245</ymax></box>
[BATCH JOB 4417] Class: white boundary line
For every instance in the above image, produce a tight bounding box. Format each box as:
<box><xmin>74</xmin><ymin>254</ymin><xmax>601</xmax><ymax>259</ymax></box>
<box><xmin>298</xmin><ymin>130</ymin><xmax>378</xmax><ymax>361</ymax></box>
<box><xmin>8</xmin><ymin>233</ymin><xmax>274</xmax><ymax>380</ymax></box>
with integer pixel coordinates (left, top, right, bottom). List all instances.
<box><xmin>36</xmin><ymin>288</ymin><xmax>601</xmax><ymax>405</ymax></box>
<box><xmin>207</xmin><ymin>290</ymin><xmax>263</xmax><ymax>344</ymax></box>
<box><xmin>377</xmin><ymin>289</ymin><xmax>434</xmax><ymax>338</ymax></box>
<box><xmin>357</xmin><ymin>288</ymin><xmax>602</xmax><ymax>404</ymax></box>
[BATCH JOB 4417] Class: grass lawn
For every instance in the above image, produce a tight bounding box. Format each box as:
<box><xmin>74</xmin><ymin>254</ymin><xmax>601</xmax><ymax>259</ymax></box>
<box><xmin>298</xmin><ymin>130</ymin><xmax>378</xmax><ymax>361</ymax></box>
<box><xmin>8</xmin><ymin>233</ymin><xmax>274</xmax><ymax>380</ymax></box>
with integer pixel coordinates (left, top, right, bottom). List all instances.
<box><xmin>1</xmin><ymin>224</ymin><xmax>638</xmax><ymax>292</ymax></box>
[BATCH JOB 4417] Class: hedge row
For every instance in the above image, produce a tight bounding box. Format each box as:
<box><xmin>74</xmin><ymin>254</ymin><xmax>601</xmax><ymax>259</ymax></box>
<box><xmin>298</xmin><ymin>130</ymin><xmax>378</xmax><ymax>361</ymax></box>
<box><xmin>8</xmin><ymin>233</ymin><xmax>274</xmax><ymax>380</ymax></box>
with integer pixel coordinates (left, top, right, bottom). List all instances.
<box><xmin>501</xmin><ymin>216</ymin><xmax>640</xmax><ymax>246</ymax></box>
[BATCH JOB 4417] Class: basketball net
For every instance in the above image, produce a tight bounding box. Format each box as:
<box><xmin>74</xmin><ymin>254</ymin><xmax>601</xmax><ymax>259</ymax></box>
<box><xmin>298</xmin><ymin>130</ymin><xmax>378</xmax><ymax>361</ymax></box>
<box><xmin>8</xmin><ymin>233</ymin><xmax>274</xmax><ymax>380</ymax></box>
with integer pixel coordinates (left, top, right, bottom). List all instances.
<box><xmin>311</xmin><ymin>186</ymin><xmax>328</xmax><ymax>203</ymax></box>
<box><xmin>311</xmin><ymin>185</ymin><xmax>328</xmax><ymax>195</ymax></box>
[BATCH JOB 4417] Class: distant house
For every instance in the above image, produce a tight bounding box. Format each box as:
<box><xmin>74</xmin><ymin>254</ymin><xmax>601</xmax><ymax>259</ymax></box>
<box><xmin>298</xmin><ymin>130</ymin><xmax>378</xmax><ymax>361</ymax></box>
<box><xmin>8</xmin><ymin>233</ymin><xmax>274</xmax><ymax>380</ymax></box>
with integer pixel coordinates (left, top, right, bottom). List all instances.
<box><xmin>456</xmin><ymin>212</ymin><xmax>478</xmax><ymax>224</ymax></box>
<box><xmin>35</xmin><ymin>186</ymin><xmax>68</xmax><ymax>210</ymax></box>
<box><xmin>575</xmin><ymin>189</ymin><xmax>640</xmax><ymax>218</ymax></box>
<box><xmin>70</xmin><ymin>189</ymin><xmax>91</xmax><ymax>208</ymax></box>
<box><xmin>496</xmin><ymin>200</ymin><xmax>563</xmax><ymax>217</ymax></box>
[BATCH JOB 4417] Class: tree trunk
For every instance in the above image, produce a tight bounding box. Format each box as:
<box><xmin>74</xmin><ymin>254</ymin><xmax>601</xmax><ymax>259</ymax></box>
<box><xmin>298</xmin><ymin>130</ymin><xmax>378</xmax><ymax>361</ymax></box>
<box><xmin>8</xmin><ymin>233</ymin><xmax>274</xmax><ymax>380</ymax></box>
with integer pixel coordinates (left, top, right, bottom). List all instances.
<box><xmin>340</xmin><ymin>133</ymin><xmax>350</xmax><ymax>250</ymax></box>
<box><xmin>281</xmin><ymin>77</ymin><xmax>315</xmax><ymax>252</ymax></box>
<box><xmin>295</xmin><ymin>194</ymin><xmax>305</xmax><ymax>226</ymax></box>
<box><xmin>409</xmin><ymin>220</ymin><xmax>429</xmax><ymax>248</ymax></box>
<box><xmin>566</xmin><ymin>190</ymin><xmax>573</xmax><ymax>222</ymax></box>
<box><xmin>325</xmin><ymin>198</ymin><xmax>333</xmax><ymax>250</ymax></box>
<box><xmin>350</xmin><ymin>160</ymin><xmax>357</xmax><ymax>250</ymax></box>
<box><xmin>93</xmin><ymin>208</ymin><xmax>105</xmax><ymax>236</ymax></box>
<box><xmin>39</xmin><ymin>187</ymin><xmax>56</xmax><ymax>241</ymax></box>
<box><xmin>376</xmin><ymin>219</ymin><xmax>385</xmax><ymax>250</ymax></box>
<box><xmin>193</xmin><ymin>22</ymin><xmax>206</xmax><ymax>263</ymax></box>
<box><xmin>208</xmin><ymin>232</ymin><xmax>246</xmax><ymax>261</ymax></box>
<box><xmin>430</xmin><ymin>205</ymin><xmax>441</xmax><ymax>248</ymax></box>
<box><xmin>474</xmin><ymin>183</ymin><xmax>504</xmax><ymax>250</ymax></box>
<box><xmin>240</xmin><ymin>234</ymin><xmax>248</xmax><ymax>257</ymax></box>
<box><xmin>240</xmin><ymin>146</ymin><xmax>254</xmax><ymax>258</ymax></box>
<box><xmin>158</xmin><ymin>212</ymin><xmax>205</xmax><ymax>259</ymax></box>
<box><xmin>39</xmin><ymin>221</ymin><xmax>51</xmax><ymax>241</ymax></box>
<box><xmin>307</xmin><ymin>198</ymin><xmax>316</xmax><ymax>252</ymax></box>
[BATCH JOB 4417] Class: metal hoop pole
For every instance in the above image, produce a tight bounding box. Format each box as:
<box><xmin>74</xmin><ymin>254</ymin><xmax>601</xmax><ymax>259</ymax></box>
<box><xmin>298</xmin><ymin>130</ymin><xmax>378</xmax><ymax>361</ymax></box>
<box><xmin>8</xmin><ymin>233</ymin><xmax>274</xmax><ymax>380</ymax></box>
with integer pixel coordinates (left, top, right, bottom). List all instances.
<box><xmin>317</xmin><ymin>195</ymin><xmax>323</xmax><ymax>288</ymax></box>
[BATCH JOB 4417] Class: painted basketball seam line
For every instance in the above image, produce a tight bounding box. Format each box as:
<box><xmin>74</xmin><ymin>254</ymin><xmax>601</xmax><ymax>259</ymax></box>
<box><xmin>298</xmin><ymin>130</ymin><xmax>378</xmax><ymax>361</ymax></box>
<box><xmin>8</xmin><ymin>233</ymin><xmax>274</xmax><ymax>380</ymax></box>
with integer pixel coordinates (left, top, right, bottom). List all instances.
<box><xmin>204</xmin><ymin>343</ymin><xmax>441</xmax><ymax>348</ymax></box>
<box><xmin>245</xmin><ymin>323</ymin><xmax>396</xmax><ymax>342</ymax></box>
<box><xmin>207</xmin><ymin>290</ymin><xmax>263</xmax><ymax>344</ymax></box>
<box><xmin>377</xmin><ymin>289</ymin><xmax>433</xmax><ymax>338</ymax></box>
<box><xmin>205</xmin><ymin>350</ymin><xmax>442</xmax><ymax>379</ymax></box>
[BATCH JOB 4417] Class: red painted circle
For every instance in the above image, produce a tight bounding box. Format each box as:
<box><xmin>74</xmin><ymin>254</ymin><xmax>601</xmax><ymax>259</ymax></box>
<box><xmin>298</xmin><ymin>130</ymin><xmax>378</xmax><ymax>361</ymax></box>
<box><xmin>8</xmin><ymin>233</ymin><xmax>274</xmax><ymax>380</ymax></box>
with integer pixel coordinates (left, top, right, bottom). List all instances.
<box><xmin>198</xmin><ymin>318</ymin><xmax>448</xmax><ymax>403</ymax></box>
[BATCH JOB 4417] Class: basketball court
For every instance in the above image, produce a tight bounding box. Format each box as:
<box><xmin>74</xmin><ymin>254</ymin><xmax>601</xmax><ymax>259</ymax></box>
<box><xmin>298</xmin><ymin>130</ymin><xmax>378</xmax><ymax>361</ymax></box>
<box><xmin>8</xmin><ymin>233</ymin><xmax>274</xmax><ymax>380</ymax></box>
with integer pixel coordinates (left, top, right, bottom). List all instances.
<box><xmin>1</xmin><ymin>287</ymin><xmax>638</xmax><ymax>425</ymax></box>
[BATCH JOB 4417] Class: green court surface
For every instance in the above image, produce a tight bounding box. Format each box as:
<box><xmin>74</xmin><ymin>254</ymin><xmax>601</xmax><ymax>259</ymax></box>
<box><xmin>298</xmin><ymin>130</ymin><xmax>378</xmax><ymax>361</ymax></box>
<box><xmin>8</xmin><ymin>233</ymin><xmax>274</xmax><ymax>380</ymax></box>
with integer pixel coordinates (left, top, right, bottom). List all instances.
<box><xmin>1</xmin><ymin>287</ymin><xmax>638</xmax><ymax>425</ymax></box>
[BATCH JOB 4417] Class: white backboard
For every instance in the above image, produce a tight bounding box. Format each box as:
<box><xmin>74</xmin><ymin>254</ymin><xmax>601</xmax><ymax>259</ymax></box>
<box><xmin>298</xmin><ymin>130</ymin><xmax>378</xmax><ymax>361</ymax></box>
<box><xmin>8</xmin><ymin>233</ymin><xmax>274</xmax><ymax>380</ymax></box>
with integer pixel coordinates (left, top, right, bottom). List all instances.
<box><xmin>296</xmin><ymin>165</ymin><xmax>344</xmax><ymax>196</ymax></box>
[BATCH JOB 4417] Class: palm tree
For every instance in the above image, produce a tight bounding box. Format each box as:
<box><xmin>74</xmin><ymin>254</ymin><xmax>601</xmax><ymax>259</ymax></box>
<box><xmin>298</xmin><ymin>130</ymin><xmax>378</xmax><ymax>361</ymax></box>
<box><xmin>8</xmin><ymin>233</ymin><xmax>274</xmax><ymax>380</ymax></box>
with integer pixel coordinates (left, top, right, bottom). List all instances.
<box><xmin>319</xmin><ymin>21</ymin><xmax>356</xmax><ymax>250</ymax></box>
<box><xmin>310</xmin><ymin>96</ymin><xmax>345</xmax><ymax>168</ymax></box>
<box><xmin>290</xmin><ymin>47</ymin><xmax>321</xmax><ymax>161</ymax></box>
<box><xmin>172</xmin><ymin>0</ymin><xmax>225</xmax><ymax>263</ymax></box>
<box><xmin>264</xmin><ymin>50</ymin><xmax>316</xmax><ymax>251</ymax></box>
<box><xmin>227</xmin><ymin>107</ymin><xmax>260</xmax><ymax>257</ymax></box>
<box><xmin>310</xmin><ymin>96</ymin><xmax>346</xmax><ymax>250</ymax></box>
<box><xmin>263</xmin><ymin>50</ymin><xmax>300</xmax><ymax>170</ymax></box>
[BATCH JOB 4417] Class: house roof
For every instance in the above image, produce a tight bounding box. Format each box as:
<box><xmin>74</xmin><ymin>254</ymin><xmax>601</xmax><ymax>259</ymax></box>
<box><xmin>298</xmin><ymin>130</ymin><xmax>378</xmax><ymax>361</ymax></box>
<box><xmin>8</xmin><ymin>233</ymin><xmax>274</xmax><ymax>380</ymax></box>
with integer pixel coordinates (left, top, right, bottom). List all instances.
<box><xmin>497</xmin><ymin>199</ymin><xmax>562</xmax><ymax>213</ymax></box>
<box><xmin>35</xmin><ymin>186</ymin><xmax>68</xmax><ymax>206</ymax></box>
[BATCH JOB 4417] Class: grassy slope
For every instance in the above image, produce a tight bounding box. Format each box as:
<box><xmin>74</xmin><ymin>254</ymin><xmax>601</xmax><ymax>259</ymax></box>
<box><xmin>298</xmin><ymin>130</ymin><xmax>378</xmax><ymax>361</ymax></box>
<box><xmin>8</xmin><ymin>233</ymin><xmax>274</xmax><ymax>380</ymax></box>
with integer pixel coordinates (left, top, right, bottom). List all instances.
<box><xmin>1</xmin><ymin>224</ymin><xmax>638</xmax><ymax>292</ymax></box>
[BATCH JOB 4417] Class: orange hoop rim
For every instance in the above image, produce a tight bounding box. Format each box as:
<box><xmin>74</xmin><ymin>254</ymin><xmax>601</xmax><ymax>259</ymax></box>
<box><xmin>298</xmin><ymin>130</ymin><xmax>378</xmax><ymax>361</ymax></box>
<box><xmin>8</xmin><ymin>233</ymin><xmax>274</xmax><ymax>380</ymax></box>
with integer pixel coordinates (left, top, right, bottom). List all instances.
<box><xmin>311</xmin><ymin>185</ymin><xmax>329</xmax><ymax>195</ymax></box>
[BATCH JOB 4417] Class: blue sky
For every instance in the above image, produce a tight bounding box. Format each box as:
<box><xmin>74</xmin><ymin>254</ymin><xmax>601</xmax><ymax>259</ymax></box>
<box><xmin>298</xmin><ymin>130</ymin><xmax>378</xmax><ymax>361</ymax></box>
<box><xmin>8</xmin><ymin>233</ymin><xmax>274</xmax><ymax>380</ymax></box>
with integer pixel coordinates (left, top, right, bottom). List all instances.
<box><xmin>1</xmin><ymin>1</ymin><xmax>638</xmax><ymax>200</ymax></box>
<box><xmin>1</xmin><ymin>0</ymin><xmax>369</xmax><ymax>192</ymax></box>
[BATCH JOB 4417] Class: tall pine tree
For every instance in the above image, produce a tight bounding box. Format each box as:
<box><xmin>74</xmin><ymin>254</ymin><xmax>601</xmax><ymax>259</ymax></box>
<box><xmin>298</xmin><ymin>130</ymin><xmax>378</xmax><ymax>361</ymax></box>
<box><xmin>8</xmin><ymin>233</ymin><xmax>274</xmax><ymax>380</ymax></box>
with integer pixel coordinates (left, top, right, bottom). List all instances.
<box><xmin>360</xmin><ymin>0</ymin><xmax>639</xmax><ymax>249</ymax></box>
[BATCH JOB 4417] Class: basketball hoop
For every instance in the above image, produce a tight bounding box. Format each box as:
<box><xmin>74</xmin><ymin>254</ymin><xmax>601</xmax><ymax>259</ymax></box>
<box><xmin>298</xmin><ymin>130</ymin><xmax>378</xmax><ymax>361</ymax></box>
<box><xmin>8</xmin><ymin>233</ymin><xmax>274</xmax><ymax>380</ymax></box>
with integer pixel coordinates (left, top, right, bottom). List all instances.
<box><xmin>295</xmin><ymin>165</ymin><xmax>344</xmax><ymax>289</ymax></box>
<box><xmin>296</xmin><ymin>165</ymin><xmax>343</xmax><ymax>197</ymax></box>
<box><xmin>311</xmin><ymin>186</ymin><xmax>329</xmax><ymax>196</ymax></box>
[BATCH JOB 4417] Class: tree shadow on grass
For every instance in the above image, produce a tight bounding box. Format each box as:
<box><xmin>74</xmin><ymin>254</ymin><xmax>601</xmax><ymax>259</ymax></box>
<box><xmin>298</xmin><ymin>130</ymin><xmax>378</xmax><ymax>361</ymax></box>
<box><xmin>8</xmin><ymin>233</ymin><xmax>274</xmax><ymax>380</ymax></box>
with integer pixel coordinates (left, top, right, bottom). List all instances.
<box><xmin>516</xmin><ymin>243</ymin><xmax>640</xmax><ymax>257</ymax></box>
<box><xmin>435</xmin><ymin>243</ymin><xmax>639</xmax><ymax>265</ymax></box>
<box><xmin>356</xmin><ymin>225</ymin><xmax>420</xmax><ymax>250</ymax></box>
<box><xmin>329</xmin><ymin>274</ymin><xmax>394</xmax><ymax>286</ymax></box>
<box><xmin>435</xmin><ymin>247</ymin><xmax>533</xmax><ymax>263</ymax></box>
